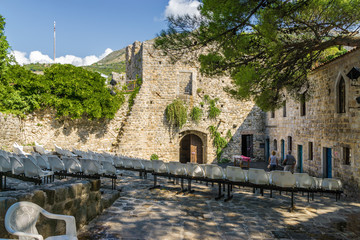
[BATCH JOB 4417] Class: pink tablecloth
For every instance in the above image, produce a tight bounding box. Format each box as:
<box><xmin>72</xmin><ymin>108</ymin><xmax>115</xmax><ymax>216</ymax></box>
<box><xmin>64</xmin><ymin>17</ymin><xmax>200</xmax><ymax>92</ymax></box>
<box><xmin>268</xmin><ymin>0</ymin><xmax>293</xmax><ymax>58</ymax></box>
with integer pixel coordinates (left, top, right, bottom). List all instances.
<box><xmin>241</xmin><ymin>155</ymin><xmax>251</xmax><ymax>162</ymax></box>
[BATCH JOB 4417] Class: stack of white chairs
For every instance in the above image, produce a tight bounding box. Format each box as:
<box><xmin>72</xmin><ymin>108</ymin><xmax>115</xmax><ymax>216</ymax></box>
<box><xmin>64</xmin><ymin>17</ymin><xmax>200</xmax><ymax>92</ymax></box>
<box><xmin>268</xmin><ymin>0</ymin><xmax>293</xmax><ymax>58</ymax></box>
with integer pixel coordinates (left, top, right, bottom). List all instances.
<box><xmin>269</xmin><ymin>170</ymin><xmax>296</xmax><ymax>188</ymax></box>
<box><xmin>34</xmin><ymin>141</ymin><xmax>51</xmax><ymax>154</ymax></box>
<box><xmin>54</xmin><ymin>144</ymin><xmax>76</xmax><ymax>157</ymax></box>
<box><xmin>21</xmin><ymin>157</ymin><xmax>54</xmax><ymax>179</ymax></box>
<box><xmin>226</xmin><ymin>166</ymin><xmax>247</xmax><ymax>182</ymax></box>
<box><xmin>248</xmin><ymin>168</ymin><xmax>269</xmax><ymax>185</ymax></box>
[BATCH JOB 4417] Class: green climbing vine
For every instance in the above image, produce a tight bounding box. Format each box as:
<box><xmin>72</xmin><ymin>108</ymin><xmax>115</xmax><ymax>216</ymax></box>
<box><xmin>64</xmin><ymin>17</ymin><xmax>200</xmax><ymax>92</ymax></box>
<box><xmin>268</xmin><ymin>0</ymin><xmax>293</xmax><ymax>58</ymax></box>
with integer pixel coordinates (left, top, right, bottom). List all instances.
<box><xmin>190</xmin><ymin>106</ymin><xmax>203</xmax><ymax>123</ymax></box>
<box><xmin>203</xmin><ymin>95</ymin><xmax>221</xmax><ymax>119</ymax></box>
<box><xmin>165</xmin><ymin>99</ymin><xmax>187</xmax><ymax>128</ymax></box>
<box><xmin>208</xmin><ymin>125</ymin><xmax>228</xmax><ymax>160</ymax></box>
<box><xmin>150</xmin><ymin>154</ymin><xmax>159</xmax><ymax>160</ymax></box>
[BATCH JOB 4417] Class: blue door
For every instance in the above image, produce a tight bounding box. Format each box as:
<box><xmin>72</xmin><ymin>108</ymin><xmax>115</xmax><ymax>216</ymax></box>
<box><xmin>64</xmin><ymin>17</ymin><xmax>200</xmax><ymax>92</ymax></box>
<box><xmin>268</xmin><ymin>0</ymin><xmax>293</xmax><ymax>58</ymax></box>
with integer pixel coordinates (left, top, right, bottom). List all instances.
<box><xmin>326</xmin><ymin>148</ymin><xmax>332</xmax><ymax>178</ymax></box>
<box><xmin>297</xmin><ymin>145</ymin><xmax>303</xmax><ymax>173</ymax></box>
<box><xmin>281</xmin><ymin>140</ymin><xmax>285</xmax><ymax>164</ymax></box>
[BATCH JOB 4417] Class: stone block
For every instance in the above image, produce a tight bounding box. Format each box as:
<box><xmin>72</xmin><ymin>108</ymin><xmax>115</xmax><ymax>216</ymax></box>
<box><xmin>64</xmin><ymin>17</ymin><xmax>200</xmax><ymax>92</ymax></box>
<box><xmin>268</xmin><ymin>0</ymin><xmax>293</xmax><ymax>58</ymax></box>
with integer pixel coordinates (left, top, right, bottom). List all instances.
<box><xmin>32</xmin><ymin>190</ymin><xmax>46</xmax><ymax>207</ymax></box>
<box><xmin>54</xmin><ymin>187</ymin><xmax>67</xmax><ymax>202</ymax></box>
<box><xmin>90</xmin><ymin>179</ymin><xmax>101</xmax><ymax>191</ymax></box>
<box><xmin>43</xmin><ymin>188</ymin><xmax>56</xmax><ymax>205</ymax></box>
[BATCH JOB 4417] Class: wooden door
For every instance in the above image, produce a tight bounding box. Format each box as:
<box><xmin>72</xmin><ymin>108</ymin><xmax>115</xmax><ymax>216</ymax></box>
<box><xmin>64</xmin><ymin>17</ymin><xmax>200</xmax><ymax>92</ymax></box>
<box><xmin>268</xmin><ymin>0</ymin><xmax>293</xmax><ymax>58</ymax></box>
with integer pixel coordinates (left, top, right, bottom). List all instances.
<box><xmin>190</xmin><ymin>145</ymin><xmax>197</xmax><ymax>163</ymax></box>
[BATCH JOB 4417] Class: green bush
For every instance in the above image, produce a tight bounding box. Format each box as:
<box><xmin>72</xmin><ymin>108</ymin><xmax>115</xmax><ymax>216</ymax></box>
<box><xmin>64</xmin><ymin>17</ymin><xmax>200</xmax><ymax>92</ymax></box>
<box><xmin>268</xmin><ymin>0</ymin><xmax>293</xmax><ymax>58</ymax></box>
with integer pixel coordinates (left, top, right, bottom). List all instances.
<box><xmin>150</xmin><ymin>154</ymin><xmax>159</xmax><ymax>160</ymax></box>
<box><xmin>219</xmin><ymin>158</ymin><xmax>231</xmax><ymax>163</ymax></box>
<box><xmin>0</xmin><ymin>64</ymin><xmax>124</xmax><ymax>119</ymax></box>
<box><xmin>165</xmin><ymin>99</ymin><xmax>187</xmax><ymax>128</ymax></box>
<box><xmin>190</xmin><ymin>106</ymin><xmax>203</xmax><ymax>123</ymax></box>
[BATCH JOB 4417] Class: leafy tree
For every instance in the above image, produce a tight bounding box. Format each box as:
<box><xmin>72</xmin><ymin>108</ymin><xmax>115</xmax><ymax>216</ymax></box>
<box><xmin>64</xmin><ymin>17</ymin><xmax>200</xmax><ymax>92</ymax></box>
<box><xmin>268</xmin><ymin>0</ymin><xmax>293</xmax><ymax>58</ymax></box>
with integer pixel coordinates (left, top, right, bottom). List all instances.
<box><xmin>155</xmin><ymin>0</ymin><xmax>360</xmax><ymax>111</ymax></box>
<box><xmin>0</xmin><ymin>15</ymin><xmax>10</xmax><ymax>74</ymax></box>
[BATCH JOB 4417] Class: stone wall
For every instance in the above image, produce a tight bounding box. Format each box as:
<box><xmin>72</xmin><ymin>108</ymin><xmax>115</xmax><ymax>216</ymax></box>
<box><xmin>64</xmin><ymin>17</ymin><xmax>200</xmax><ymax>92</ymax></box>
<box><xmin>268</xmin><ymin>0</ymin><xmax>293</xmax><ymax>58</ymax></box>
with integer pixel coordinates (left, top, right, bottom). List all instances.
<box><xmin>0</xmin><ymin>179</ymin><xmax>119</xmax><ymax>239</ymax></box>
<box><xmin>265</xmin><ymin>49</ymin><xmax>360</xmax><ymax>198</ymax></box>
<box><xmin>117</xmin><ymin>40</ymin><xmax>266</xmax><ymax>163</ymax></box>
<box><xmin>0</xmin><ymin>98</ymin><xmax>129</xmax><ymax>152</ymax></box>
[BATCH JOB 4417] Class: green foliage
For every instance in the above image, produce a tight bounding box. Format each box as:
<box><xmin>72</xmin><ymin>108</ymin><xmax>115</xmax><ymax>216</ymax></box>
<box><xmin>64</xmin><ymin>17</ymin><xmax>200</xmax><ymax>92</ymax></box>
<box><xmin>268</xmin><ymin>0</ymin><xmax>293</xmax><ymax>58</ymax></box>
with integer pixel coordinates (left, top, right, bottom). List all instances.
<box><xmin>226</xmin><ymin>130</ymin><xmax>232</xmax><ymax>140</ymax></box>
<box><xmin>204</xmin><ymin>95</ymin><xmax>210</xmax><ymax>102</ymax></box>
<box><xmin>219</xmin><ymin>158</ymin><xmax>231</xmax><ymax>164</ymax></box>
<box><xmin>155</xmin><ymin>0</ymin><xmax>360</xmax><ymax>111</ymax></box>
<box><xmin>208</xmin><ymin>125</ymin><xmax>228</xmax><ymax>160</ymax></box>
<box><xmin>190</xmin><ymin>106</ymin><xmax>203</xmax><ymax>123</ymax></box>
<box><xmin>165</xmin><ymin>99</ymin><xmax>187</xmax><ymax>128</ymax></box>
<box><xmin>0</xmin><ymin>15</ymin><xmax>10</xmax><ymax>74</ymax></box>
<box><xmin>128</xmin><ymin>77</ymin><xmax>143</xmax><ymax>112</ymax></box>
<box><xmin>82</xmin><ymin>62</ymin><xmax>126</xmax><ymax>76</ymax></box>
<box><xmin>0</xmin><ymin>64</ymin><xmax>124</xmax><ymax>119</ymax></box>
<box><xmin>208</xmin><ymin>98</ymin><xmax>221</xmax><ymax>119</ymax></box>
<box><xmin>199</xmin><ymin>101</ymin><xmax>204</xmax><ymax>107</ymax></box>
<box><xmin>150</xmin><ymin>154</ymin><xmax>159</xmax><ymax>160</ymax></box>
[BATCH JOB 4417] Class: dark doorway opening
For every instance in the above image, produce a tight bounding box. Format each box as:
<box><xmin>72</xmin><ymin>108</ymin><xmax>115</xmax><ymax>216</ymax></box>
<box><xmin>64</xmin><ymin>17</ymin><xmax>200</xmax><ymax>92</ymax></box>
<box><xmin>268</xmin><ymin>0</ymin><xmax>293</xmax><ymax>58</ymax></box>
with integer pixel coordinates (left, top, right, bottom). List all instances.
<box><xmin>180</xmin><ymin>134</ymin><xmax>203</xmax><ymax>164</ymax></box>
<box><xmin>241</xmin><ymin>134</ymin><xmax>253</xmax><ymax>157</ymax></box>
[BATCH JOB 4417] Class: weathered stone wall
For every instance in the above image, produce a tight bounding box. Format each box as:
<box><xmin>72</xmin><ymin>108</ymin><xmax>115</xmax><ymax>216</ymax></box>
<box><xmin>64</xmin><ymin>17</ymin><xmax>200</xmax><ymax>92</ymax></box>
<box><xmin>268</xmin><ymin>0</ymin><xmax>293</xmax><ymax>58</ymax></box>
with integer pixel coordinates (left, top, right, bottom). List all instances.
<box><xmin>0</xmin><ymin>179</ymin><xmax>119</xmax><ymax>238</ymax></box>
<box><xmin>117</xmin><ymin>40</ymin><xmax>266</xmax><ymax>163</ymax></box>
<box><xmin>0</xmin><ymin>99</ymin><xmax>129</xmax><ymax>152</ymax></box>
<box><xmin>265</xmin><ymin>49</ymin><xmax>360</xmax><ymax>198</ymax></box>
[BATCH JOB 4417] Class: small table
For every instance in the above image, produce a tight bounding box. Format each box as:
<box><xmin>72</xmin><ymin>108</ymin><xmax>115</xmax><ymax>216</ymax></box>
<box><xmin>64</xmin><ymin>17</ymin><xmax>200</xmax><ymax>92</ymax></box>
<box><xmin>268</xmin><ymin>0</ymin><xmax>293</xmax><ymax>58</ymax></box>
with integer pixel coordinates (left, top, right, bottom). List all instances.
<box><xmin>233</xmin><ymin>155</ymin><xmax>251</xmax><ymax>168</ymax></box>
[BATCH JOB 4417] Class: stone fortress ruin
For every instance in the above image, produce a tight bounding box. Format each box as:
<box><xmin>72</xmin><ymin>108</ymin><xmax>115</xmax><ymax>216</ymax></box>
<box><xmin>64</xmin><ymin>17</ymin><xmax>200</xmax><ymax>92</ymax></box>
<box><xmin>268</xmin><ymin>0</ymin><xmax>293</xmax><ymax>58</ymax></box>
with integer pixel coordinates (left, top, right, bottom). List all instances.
<box><xmin>0</xmin><ymin>40</ymin><xmax>359</xmax><ymax>197</ymax></box>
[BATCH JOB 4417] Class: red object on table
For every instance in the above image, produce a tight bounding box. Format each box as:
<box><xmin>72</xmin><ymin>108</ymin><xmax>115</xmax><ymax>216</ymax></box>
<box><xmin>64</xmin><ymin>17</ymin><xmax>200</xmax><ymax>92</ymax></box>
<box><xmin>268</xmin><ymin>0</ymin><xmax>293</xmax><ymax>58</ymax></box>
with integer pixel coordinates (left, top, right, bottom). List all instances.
<box><xmin>240</xmin><ymin>155</ymin><xmax>251</xmax><ymax>168</ymax></box>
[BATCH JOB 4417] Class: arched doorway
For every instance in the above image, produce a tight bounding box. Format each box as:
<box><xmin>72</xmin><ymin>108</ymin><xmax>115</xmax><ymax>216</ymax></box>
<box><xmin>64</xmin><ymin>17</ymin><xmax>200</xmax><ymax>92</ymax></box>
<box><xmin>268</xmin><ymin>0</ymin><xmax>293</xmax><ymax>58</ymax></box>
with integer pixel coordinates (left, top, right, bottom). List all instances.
<box><xmin>180</xmin><ymin>134</ymin><xmax>203</xmax><ymax>164</ymax></box>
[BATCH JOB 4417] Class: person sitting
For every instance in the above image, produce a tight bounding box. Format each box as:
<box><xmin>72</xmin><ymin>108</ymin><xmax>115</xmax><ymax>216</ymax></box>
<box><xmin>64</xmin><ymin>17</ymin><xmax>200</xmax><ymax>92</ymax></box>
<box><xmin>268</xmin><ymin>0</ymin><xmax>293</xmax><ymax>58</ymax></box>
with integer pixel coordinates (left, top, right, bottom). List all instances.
<box><xmin>283</xmin><ymin>150</ymin><xmax>296</xmax><ymax>173</ymax></box>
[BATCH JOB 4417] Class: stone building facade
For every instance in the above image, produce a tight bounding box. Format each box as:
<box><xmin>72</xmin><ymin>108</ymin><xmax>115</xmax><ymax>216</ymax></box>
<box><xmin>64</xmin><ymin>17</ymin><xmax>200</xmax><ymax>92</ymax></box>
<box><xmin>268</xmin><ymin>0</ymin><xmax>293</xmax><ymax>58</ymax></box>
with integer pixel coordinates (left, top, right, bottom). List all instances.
<box><xmin>265</xmin><ymin>49</ymin><xmax>360</xmax><ymax>197</ymax></box>
<box><xmin>117</xmin><ymin>40</ymin><xmax>265</xmax><ymax>163</ymax></box>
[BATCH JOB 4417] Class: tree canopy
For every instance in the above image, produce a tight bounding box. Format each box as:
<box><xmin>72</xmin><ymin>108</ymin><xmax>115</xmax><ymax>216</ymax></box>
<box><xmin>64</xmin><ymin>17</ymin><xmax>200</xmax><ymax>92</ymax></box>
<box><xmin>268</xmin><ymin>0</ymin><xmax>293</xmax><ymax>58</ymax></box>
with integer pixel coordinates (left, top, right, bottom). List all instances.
<box><xmin>0</xmin><ymin>15</ymin><xmax>10</xmax><ymax>74</ymax></box>
<box><xmin>155</xmin><ymin>0</ymin><xmax>360</xmax><ymax>110</ymax></box>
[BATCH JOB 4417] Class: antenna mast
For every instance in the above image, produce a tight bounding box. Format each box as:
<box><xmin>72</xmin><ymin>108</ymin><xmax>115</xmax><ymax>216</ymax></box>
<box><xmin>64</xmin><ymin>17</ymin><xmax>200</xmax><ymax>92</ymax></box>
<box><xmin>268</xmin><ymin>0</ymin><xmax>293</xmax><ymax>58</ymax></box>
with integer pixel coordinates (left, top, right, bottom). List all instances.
<box><xmin>53</xmin><ymin>21</ymin><xmax>56</xmax><ymax>62</ymax></box>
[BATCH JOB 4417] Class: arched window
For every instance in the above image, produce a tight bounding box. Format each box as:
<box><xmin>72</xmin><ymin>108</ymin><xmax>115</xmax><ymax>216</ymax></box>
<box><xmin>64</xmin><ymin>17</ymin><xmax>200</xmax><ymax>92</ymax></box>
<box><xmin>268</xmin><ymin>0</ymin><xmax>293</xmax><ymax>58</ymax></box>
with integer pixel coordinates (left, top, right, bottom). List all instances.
<box><xmin>338</xmin><ymin>77</ymin><xmax>346</xmax><ymax>113</ymax></box>
<box><xmin>273</xmin><ymin>139</ymin><xmax>277</xmax><ymax>151</ymax></box>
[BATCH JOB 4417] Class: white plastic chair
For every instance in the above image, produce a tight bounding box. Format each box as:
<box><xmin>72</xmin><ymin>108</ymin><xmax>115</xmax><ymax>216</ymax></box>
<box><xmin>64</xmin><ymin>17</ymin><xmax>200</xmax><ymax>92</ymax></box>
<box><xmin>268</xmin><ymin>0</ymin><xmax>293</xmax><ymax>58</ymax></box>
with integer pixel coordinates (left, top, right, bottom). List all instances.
<box><xmin>186</xmin><ymin>163</ymin><xmax>205</xmax><ymax>178</ymax></box>
<box><xmin>269</xmin><ymin>171</ymin><xmax>296</xmax><ymax>188</ymax></box>
<box><xmin>204</xmin><ymin>164</ymin><xmax>216</xmax><ymax>179</ymax></box>
<box><xmin>47</xmin><ymin>155</ymin><xmax>65</xmax><ymax>172</ymax></box>
<box><xmin>9</xmin><ymin>156</ymin><xmax>25</xmax><ymax>175</ymax></box>
<box><xmin>132</xmin><ymin>159</ymin><xmax>144</xmax><ymax>170</ymax></box>
<box><xmin>322</xmin><ymin>178</ymin><xmax>342</xmax><ymax>191</ymax></box>
<box><xmin>80</xmin><ymin>159</ymin><xmax>105</xmax><ymax>175</ymax></box>
<box><xmin>152</xmin><ymin>160</ymin><xmax>168</xmax><ymax>173</ymax></box>
<box><xmin>294</xmin><ymin>173</ymin><xmax>316</xmax><ymax>189</ymax></box>
<box><xmin>35</xmin><ymin>141</ymin><xmax>51</xmax><ymax>155</ymax></box>
<box><xmin>5</xmin><ymin>201</ymin><xmax>77</xmax><ymax>240</ymax></box>
<box><xmin>141</xmin><ymin>160</ymin><xmax>153</xmax><ymax>171</ymax></box>
<box><xmin>210</xmin><ymin>165</ymin><xmax>225</xmax><ymax>179</ymax></box>
<box><xmin>0</xmin><ymin>155</ymin><xmax>12</xmax><ymax>172</ymax></box>
<box><xmin>102</xmin><ymin>161</ymin><xmax>120</xmax><ymax>175</ymax></box>
<box><xmin>13</xmin><ymin>142</ymin><xmax>27</xmax><ymax>155</ymax></box>
<box><xmin>122</xmin><ymin>158</ymin><xmax>134</xmax><ymax>169</ymax></box>
<box><xmin>113</xmin><ymin>157</ymin><xmax>124</xmax><ymax>168</ymax></box>
<box><xmin>226</xmin><ymin>166</ymin><xmax>246</xmax><ymax>182</ymax></box>
<box><xmin>34</xmin><ymin>155</ymin><xmax>50</xmax><ymax>170</ymax></box>
<box><xmin>62</xmin><ymin>157</ymin><xmax>82</xmax><ymax>173</ymax></box>
<box><xmin>21</xmin><ymin>158</ymin><xmax>54</xmax><ymax>179</ymax></box>
<box><xmin>248</xmin><ymin>168</ymin><xmax>269</xmax><ymax>185</ymax></box>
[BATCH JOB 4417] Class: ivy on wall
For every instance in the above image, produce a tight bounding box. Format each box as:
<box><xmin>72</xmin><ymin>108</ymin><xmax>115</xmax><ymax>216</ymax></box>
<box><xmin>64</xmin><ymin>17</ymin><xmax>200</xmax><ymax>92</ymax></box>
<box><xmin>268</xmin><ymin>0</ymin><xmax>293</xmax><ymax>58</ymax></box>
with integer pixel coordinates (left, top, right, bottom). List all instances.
<box><xmin>208</xmin><ymin>125</ymin><xmax>228</xmax><ymax>160</ymax></box>
<box><xmin>190</xmin><ymin>106</ymin><xmax>203</xmax><ymax>123</ymax></box>
<box><xmin>127</xmin><ymin>77</ymin><xmax>142</xmax><ymax>113</ymax></box>
<box><xmin>165</xmin><ymin>99</ymin><xmax>187</xmax><ymax>128</ymax></box>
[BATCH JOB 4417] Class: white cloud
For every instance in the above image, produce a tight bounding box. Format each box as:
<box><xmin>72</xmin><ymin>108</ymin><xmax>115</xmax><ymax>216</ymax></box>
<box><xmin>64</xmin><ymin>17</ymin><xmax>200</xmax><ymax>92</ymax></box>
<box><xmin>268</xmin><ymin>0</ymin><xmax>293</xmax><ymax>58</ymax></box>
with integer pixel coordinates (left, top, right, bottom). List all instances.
<box><xmin>10</xmin><ymin>48</ymin><xmax>113</xmax><ymax>67</ymax></box>
<box><xmin>165</xmin><ymin>0</ymin><xmax>201</xmax><ymax>17</ymax></box>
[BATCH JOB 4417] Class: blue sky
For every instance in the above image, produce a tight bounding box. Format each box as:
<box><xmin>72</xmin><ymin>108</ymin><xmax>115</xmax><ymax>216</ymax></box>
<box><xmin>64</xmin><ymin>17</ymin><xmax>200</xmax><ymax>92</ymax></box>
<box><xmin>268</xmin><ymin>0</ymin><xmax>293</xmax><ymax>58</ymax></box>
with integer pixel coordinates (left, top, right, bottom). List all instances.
<box><xmin>0</xmin><ymin>0</ymin><xmax>200</xmax><ymax>65</ymax></box>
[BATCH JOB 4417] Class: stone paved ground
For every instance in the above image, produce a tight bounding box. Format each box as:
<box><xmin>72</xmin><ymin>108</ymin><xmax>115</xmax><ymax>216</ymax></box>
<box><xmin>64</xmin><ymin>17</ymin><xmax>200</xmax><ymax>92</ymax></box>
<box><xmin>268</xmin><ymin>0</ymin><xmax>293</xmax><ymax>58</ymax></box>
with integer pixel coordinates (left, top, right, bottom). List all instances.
<box><xmin>78</xmin><ymin>170</ymin><xmax>360</xmax><ymax>240</ymax></box>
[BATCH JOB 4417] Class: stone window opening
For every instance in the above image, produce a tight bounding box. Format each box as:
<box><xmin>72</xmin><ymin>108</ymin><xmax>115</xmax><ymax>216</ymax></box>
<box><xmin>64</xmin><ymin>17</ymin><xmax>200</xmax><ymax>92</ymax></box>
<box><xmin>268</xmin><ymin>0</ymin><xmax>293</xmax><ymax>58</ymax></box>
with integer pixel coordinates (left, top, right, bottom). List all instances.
<box><xmin>336</xmin><ymin>76</ymin><xmax>346</xmax><ymax>113</ymax></box>
<box><xmin>273</xmin><ymin>139</ymin><xmax>277</xmax><ymax>151</ymax></box>
<box><xmin>343</xmin><ymin>147</ymin><xmax>351</xmax><ymax>165</ymax></box>
<box><xmin>300</xmin><ymin>94</ymin><xmax>306</xmax><ymax>116</ymax></box>
<box><xmin>270</xmin><ymin>111</ymin><xmax>275</xmax><ymax>118</ymax></box>
<box><xmin>308</xmin><ymin>142</ymin><xmax>313</xmax><ymax>160</ymax></box>
<box><xmin>283</xmin><ymin>101</ymin><xmax>287</xmax><ymax>117</ymax></box>
<box><xmin>287</xmin><ymin>136</ymin><xmax>292</xmax><ymax>151</ymax></box>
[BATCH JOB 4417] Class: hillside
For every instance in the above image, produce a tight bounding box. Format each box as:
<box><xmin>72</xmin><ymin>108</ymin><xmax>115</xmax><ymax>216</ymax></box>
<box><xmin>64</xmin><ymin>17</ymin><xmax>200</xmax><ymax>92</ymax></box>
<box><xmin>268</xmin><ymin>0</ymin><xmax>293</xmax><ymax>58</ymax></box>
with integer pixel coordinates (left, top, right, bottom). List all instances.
<box><xmin>23</xmin><ymin>47</ymin><xmax>127</xmax><ymax>77</ymax></box>
<box><xmin>97</xmin><ymin>48</ymin><xmax>126</xmax><ymax>64</ymax></box>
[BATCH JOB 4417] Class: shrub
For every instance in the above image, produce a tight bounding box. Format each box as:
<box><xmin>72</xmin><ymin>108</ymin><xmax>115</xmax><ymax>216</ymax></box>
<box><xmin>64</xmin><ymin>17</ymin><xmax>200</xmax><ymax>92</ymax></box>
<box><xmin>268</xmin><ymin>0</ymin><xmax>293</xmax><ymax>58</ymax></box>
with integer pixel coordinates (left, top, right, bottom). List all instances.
<box><xmin>150</xmin><ymin>154</ymin><xmax>159</xmax><ymax>160</ymax></box>
<box><xmin>165</xmin><ymin>99</ymin><xmax>187</xmax><ymax>128</ymax></box>
<box><xmin>190</xmin><ymin>106</ymin><xmax>203</xmax><ymax>123</ymax></box>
